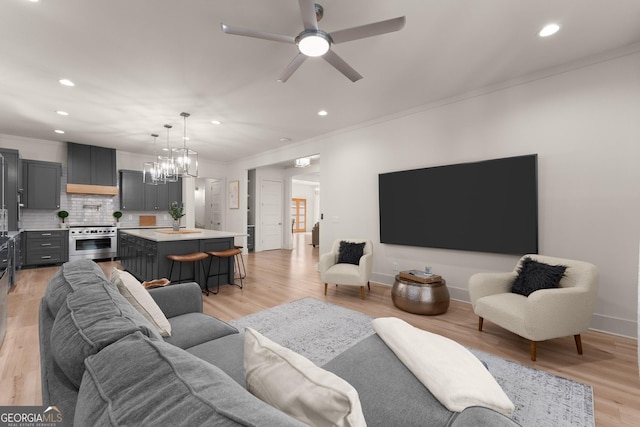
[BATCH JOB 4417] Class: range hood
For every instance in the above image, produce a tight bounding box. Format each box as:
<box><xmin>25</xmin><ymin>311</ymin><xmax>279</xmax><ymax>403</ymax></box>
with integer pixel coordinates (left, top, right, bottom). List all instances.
<box><xmin>66</xmin><ymin>142</ymin><xmax>118</xmax><ymax>196</ymax></box>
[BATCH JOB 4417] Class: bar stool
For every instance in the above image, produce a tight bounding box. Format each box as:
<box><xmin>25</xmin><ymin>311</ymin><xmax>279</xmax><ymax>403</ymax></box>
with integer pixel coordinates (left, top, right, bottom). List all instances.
<box><xmin>234</xmin><ymin>245</ymin><xmax>247</xmax><ymax>280</ymax></box>
<box><xmin>205</xmin><ymin>248</ymin><xmax>243</xmax><ymax>295</ymax></box>
<box><xmin>167</xmin><ymin>252</ymin><xmax>209</xmax><ymax>292</ymax></box>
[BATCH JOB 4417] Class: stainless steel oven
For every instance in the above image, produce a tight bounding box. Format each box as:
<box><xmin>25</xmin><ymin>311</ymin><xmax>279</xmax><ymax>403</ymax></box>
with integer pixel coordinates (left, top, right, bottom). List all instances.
<box><xmin>69</xmin><ymin>225</ymin><xmax>117</xmax><ymax>261</ymax></box>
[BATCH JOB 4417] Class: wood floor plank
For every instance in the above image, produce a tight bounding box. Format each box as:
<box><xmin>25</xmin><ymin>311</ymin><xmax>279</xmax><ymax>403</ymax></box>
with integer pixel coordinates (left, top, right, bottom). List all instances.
<box><xmin>0</xmin><ymin>233</ymin><xmax>638</xmax><ymax>427</ymax></box>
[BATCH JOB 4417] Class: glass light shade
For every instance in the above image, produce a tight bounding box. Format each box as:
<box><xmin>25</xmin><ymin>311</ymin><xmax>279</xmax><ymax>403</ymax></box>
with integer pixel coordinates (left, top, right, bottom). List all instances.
<box><xmin>297</xmin><ymin>33</ymin><xmax>330</xmax><ymax>57</ymax></box>
<box><xmin>174</xmin><ymin>147</ymin><xmax>198</xmax><ymax>177</ymax></box>
<box><xmin>143</xmin><ymin>161</ymin><xmax>163</xmax><ymax>185</ymax></box>
<box><xmin>158</xmin><ymin>154</ymin><xmax>178</xmax><ymax>182</ymax></box>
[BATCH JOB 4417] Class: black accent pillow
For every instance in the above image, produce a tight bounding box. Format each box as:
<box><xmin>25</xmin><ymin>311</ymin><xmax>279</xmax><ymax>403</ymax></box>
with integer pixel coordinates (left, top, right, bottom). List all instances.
<box><xmin>337</xmin><ymin>241</ymin><xmax>366</xmax><ymax>265</ymax></box>
<box><xmin>511</xmin><ymin>257</ymin><xmax>567</xmax><ymax>297</ymax></box>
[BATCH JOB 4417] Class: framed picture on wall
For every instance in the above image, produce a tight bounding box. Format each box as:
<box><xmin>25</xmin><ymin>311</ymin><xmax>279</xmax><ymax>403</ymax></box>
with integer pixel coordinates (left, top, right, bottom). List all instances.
<box><xmin>229</xmin><ymin>180</ymin><xmax>239</xmax><ymax>209</ymax></box>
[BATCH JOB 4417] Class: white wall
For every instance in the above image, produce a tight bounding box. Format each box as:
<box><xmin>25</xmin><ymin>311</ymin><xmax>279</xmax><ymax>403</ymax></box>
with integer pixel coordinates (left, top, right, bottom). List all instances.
<box><xmin>4</xmin><ymin>49</ymin><xmax>639</xmax><ymax>337</ymax></box>
<box><xmin>228</xmin><ymin>49</ymin><xmax>640</xmax><ymax>338</ymax></box>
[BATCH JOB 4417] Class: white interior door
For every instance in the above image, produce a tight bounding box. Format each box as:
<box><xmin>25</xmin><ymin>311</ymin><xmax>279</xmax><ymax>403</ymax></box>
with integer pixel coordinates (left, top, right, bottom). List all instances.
<box><xmin>208</xmin><ymin>179</ymin><xmax>223</xmax><ymax>230</ymax></box>
<box><xmin>261</xmin><ymin>179</ymin><xmax>283</xmax><ymax>250</ymax></box>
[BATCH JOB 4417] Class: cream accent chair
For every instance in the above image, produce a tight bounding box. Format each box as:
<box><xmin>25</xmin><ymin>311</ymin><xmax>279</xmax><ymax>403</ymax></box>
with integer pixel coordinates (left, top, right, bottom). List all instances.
<box><xmin>319</xmin><ymin>239</ymin><xmax>373</xmax><ymax>299</ymax></box>
<box><xmin>469</xmin><ymin>254</ymin><xmax>598</xmax><ymax>361</ymax></box>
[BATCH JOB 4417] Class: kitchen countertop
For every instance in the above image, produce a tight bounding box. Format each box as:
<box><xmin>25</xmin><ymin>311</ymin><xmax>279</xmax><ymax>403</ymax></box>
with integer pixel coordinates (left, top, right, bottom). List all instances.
<box><xmin>20</xmin><ymin>228</ymin><xmax>67</xmax><ymax>232</ymax></box>
<box><xmin>119</xmin><ymin>228</ymin><xmax>246</xmax><ymax>242</ymax></box>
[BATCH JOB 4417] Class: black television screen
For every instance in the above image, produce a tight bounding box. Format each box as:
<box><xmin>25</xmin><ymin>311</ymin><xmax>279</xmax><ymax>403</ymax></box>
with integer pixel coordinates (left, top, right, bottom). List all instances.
<box><xmin>378</xmin><ymin>154</ymin><xmax>538</xmax><ymax>255</ymax></box>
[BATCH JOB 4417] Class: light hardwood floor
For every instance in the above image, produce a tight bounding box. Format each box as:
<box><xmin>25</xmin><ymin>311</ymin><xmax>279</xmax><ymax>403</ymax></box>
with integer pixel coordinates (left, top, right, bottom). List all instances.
<box><xmin>1</xmin><ymin>233</ymin><xmax>638</xmax><ymax>426</ymax></box>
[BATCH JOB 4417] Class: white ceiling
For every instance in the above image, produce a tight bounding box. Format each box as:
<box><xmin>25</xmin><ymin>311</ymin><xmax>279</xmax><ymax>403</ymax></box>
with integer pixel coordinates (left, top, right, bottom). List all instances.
<box><xmin>2</xmin><ymin>0</ymin><xmax>639</xmax><ymax>163</ymax></box>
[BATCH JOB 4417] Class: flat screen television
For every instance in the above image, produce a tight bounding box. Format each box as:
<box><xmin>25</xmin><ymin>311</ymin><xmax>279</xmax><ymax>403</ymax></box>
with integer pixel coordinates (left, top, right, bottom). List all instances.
<box><xmin>378</xmin><ymin>154</ymin><xmax>538</xmax><ymax>255</ymax></box>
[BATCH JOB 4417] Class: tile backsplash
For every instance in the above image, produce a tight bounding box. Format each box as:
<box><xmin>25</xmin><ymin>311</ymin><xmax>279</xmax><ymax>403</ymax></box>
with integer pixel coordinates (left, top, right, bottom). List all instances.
<box><xmin>20</xmin><ymin>168</ymin><xmax>174</xmax><ymax>229</ymax></box>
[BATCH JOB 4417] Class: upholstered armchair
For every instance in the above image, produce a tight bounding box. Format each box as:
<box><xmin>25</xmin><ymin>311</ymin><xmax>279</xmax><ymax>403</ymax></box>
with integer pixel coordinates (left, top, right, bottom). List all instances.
<box><xmin>319</xmin><ymin>239</ymin><xmax>373</xmax><ymax>299</ymax></box>
<box><xmin>469</xmin><ymin>254</ymin><xmax>598</xmax><ymax>361</ymax></box>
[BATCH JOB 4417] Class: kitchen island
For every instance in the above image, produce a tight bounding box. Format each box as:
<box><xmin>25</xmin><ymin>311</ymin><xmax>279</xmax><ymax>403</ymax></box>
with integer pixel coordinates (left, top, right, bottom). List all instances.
<box><xmin>118</xmin><ymin>228</ymin><xmax>245</xmax><ymax>291</ymax></box>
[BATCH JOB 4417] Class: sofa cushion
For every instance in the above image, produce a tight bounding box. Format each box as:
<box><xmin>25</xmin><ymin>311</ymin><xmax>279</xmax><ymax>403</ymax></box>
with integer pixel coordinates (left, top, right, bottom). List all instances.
<box><xmin>323</xmin><ymin>334</ymin><xmax>457</xmax><ymax>427</ymax></box>
<box><xmin>76</xmin><ymin>332</ymin><xmax>306</xmax><ymax>427</ymax></box>
<box><xmin>111</xmin><ymin>268</ymin><xmax>172</xmax><ymax>337</ymax></box>
<box><xmin>511</xmin><ymin>257</ymin><xmax>567</xmax><ymax>297</ymax></box>
<box><xmin>43</xmin><ymin>259</ymin><xmax>112</xmax><ymax>316</ymax></box>
<box><xmin>338</xmin><ymin>241</ymin><xmax>365</xmax><ymax>265</ymax></box>
<box><xmin>244</xmin><ymin>327</ymin><xmax>366</xmax><ymax>427</ymax></box>
<box><xmin>372</xmin><ymin>317</ymin><xmax>514</xmax><ymax>415</ymax></box>
<box><xmin>50</xmin><ymin>282</ymin><xmax>162</xmax><ymax>388</ymax></box>
<box><xmin>164</xmin><ymin>312</ymin><xmax>238</xmax><ymax>349</ymax></box>
<box><xmin>187</xmin><ymin>333</ymin><xmax>246</xmax><ymax>387</ymax></box>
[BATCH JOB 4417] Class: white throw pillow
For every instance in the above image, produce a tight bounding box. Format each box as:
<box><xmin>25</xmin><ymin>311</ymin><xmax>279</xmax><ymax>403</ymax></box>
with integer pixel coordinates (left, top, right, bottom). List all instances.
<box><xmin>111</xmin><ymin>268</ymin><xmax>171</xmax><ymax>337</ymax></box>
<box><xmin>243</xmin><ymin>327</ymin><xmax>366</xmax><ymax>427</ymax></box>
<box><xmin>372</xmin><ymin>317</ymin><xmax>514</xmax><ymax>415</ymax></box>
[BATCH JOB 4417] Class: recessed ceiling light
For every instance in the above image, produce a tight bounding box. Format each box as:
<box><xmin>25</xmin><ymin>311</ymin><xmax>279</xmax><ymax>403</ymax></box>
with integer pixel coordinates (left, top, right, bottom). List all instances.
<box><xmin>211</xmin><ymin>120</ymin><xmax>221</xmax><ymax>125</ymax></box>
<box><xmin>54</xmin><ymin>129</ymin><xmax>65</xmax><ymax>134</ymax></box>
<box><xmin>56</xmin><ymin>110</ymin><xmax>69</xmax><ymax>116</ymax></box>
<box><xmin>59</xmin><ymin>78</ymin><xmax>75</xmax><ymax>87</ymax></box>
<box><xmin>318</xmin><ymin>110</ymin><xmax>328</xmax><ymax>116</ymax></box>
<box><xmin>538</xmin><ymin>23</ymin><xmax>560</xmax><ymax>37</ymax></box>
<box><xmin>280</xmin><ymin>137</ymin><xmax>291</xmax><ymax>143</ymax></box>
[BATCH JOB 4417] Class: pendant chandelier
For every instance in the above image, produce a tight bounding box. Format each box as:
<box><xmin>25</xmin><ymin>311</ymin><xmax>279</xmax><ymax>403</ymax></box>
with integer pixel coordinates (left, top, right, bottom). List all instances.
<box><xmin>143</xmin><ymin>133</ymin><xmax>163</xmax><ymax>185</ymax></box>
<box><xmin>158</xmin><ymin>124</ymin><xmax>178</xmax><ymax>182</ymax></box>
<box><xmin>173</xmin><ymin>112</ymin><xmax>198</xmax><ymax>177</ymax></box>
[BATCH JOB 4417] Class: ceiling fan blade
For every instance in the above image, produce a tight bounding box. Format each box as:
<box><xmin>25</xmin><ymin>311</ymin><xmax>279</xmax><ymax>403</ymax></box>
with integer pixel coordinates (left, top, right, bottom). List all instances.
<box><xmin>322</xmin><ymin>50</ymin><xmax>362</xmax><ymax>82</ymax></box>
<box><xmin>277</xmin><ymin>53</ymin><xmax>307</xmax><ymax>83</ymax></box>
<box><xmin>298</xmin><ymin>0</ymin><xmax>318</xmax><ymax>30</ymax></box>
<box><xmin>329</xmin><ymin>16</ymin><xmax>406</xmax><ymax>44</ymax></box>
<box><xmin>220</xmin><ymin>23</ymin><xmax>295</xmax><ymax>44</ymax></box>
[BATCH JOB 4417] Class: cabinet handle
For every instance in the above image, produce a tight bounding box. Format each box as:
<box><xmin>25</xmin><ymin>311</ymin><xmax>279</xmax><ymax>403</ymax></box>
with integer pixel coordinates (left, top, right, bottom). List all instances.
<box><xmin>41</xmin><ymin>233</ymin><xmax>52</xmax><ymax>236</ymax></box>
<box><xmin>41</xmin><ymin>243</ymin><xmax>52</xmax><ymax>247</ymax></box>
<box><xmin>41</xmin><ymin>256</ymin><xmax>52</xmax><ymax>259</ymax></box>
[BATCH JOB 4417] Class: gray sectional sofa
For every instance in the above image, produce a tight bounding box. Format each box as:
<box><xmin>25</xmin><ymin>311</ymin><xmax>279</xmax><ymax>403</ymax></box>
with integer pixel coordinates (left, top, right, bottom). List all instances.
<box><xmin>39</xmin><ymin>260</ymin><xmax>520</xmax><ymax>426</ymax></box>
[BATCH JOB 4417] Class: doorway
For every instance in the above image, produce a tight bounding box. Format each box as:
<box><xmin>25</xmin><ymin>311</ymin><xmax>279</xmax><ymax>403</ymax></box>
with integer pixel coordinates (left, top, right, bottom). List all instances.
<box><xmin>195</xmin><ymin>177</ymin><xmax>223</xmax><ymax>230</ymax></box>
<box><xmin>291</xmin><ymin>198</ymin><xmax>307</xmax><ymax>233</ymax></box>
<box><xmin>260</xmin><ymin>179</ymin><xmax>283</xmax><ymax>250</ymax></box>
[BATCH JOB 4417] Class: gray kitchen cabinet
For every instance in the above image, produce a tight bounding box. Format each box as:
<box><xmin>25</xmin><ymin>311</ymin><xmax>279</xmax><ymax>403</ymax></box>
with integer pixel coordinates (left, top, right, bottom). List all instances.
<box><xmin>22</xmin><ymin>160</ymin><xmax>62</xmax><ymax>210</ymax></box>
<box><xmin>23</xmin><ymin>230</ymin><xmax>68</xmax><ymax>266</ymax></box>
<box><xmin>146</xmin><ymin>177</ymin><xmax>182</xmax><ymax>211</ymax></box>
<box><xmin>120</xmin><ymin>169</ymin><xmax>181</xmax><ymax>211</ymax></box>
<box><xmin>67</xmin><ymin>142</ymin><xmax>117</xmax><ymax>186</ymax></box>
<box><xmin>0</xmin><ymin>149</ymin><xmax>19</xmax><ymax>231</ymax></box>
<box><xmin>119</xmin><ymin>170</ymin><xmax>144</xmax><ymax>211</ymax></box>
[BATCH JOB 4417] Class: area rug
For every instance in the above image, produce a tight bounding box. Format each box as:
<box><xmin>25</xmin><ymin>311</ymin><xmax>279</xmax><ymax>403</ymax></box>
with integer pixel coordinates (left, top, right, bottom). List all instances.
<box><xmin>230</xmin><ymin>297</ymin><xmax>594</xmax><ymax>427</ymax></box>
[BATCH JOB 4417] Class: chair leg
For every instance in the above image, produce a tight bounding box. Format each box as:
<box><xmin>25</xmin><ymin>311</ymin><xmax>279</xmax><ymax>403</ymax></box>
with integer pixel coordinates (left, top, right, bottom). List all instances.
<box><xmin>234</xmin><ymin>249</ymin><xmax>247</xmax><ymax>280</ymax></box>
<box><xmin>360</xmin><ymin>286</ymin><xmax>365</xmax><ymax>299</ymax></box>
<box><xmin>574</xmin><ymin>334</ymin><xmax>583</xmax><ymax>355</ymax></box>
<box><xmin>168</xmin><ymin>261</ymin><xmax>175</xmax><ymax>283</ymax></box>
<box><xmin>324</xmin><ymin>283</ymin><xmax>328</xmax><ymax>295</ymax></box>
<box><xmin>478</xmin><ymin>317</ymin><xmax>483</xmax><ymax>331</ymax></box>
<box><xmin>200</xmin><ymin>259</ymin><xmax>209</xmax><ymax>296</ymax></box>
<box><xmin>530</xmin><ymin>341</ymin><xmax>537</xmax><ymax>361</ymax></box>
<box><xmin>367</xmin><ymin>282</ymin><xmax>371</xmax><ymax>291</ymax></box>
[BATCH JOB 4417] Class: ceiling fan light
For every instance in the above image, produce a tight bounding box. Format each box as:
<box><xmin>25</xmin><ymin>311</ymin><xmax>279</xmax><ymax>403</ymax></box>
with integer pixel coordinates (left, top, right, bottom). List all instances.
<box><xmin>297</xmin><ymin>32</ymin><xmax>330</xmax><ymax>57</ymax></box>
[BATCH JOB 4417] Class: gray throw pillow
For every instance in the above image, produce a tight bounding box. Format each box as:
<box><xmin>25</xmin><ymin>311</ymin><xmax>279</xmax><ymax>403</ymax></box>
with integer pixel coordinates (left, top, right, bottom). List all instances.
<box><xmin>43</xmin><ymin>259</ymin><xmax>113</xmax><ymax>316</ymax></box>
<box><xmin>50</xmin><ymin>282</ymin><xmax>162</xmax><ymax>388</ymax></box>
<box><xmin>76</xmin><ymin>332</ymin><xmax>306</xmax><ymax>427</ymax></box>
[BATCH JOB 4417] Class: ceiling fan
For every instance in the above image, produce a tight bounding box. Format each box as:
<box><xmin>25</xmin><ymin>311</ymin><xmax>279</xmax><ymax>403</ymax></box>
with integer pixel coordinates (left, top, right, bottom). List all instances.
<box><xmin>221</xmin><ymin>0</ymin><xmax>406</xmax><ymax>83</ymax></box>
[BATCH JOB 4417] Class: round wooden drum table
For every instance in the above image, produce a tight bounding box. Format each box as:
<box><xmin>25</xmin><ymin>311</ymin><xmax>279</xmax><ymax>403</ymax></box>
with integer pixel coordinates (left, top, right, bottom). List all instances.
<box><xmin>391</xmin><ymin>275</ymin><xmax>450</xmax><ymax>315</ymax></box>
